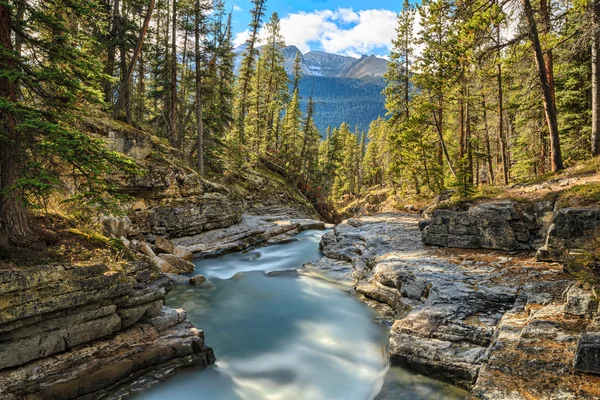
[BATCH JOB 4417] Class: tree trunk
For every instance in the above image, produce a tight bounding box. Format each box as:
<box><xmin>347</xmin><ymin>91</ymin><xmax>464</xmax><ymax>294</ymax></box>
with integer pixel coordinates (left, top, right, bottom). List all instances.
<box><xmin>592</xmin><ymin>0</ymin><xmax>600</xmax><ymax>155</ymax></box>
<box><xmin>431</xmin><ymin>93</ymin><xmax>456</xmax><ymax>178</ymax></box>
<box><xmin>170</xmin><ymin>0</ymin><xmax>178</xmax><ymax>148</ymax></box>
<box><xmin>466</xmin><ymin>90</ymin><xmax>473</xmax><ymax>186</ymax></box>
<box><xmin>522</xmin><ymin>0</ymin><xmax>563</xmax><ymax>171</ymax></box>
<box><xmin>482</xmin><ymin>96</ymin><xmax>495</xmax><ymax>184</ymax></box>
<box><xmin>114</xmin><ymin>0</ymin><xmax>155</xmax><ymax>118</ymax></box>
<box><xmin>14</xmin><ymin>0</ymin><xmax>24</xmax><ymax>57</ymax></box>
<box><xmin>0</xmin><ymin>4</ymin><xmax>36</xmax><ymax>246</ymax></box>
<box><xmin>104</xmin><ymin>0</ymin><xmax>121</xmax><ymax>103</ymax></box>
<box><xmin>195</xmin><ymin>0</ymin><xmax>205</xmax><ymax>175</ymax></box>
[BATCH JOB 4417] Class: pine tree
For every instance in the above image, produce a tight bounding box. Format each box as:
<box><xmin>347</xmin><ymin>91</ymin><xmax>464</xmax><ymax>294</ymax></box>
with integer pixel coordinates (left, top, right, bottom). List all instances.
<box><xmin>235</xmin><ymin>0</ymin><xmax>267</xmax><ymax>145</ymax></box>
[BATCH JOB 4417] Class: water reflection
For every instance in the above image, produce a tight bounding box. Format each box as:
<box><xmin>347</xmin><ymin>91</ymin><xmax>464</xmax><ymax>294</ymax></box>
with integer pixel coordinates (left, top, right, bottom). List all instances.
<box><xmin>137</xmin><ymin>230</ymin><xmax>467</xmax><ymax>400</ymax></box>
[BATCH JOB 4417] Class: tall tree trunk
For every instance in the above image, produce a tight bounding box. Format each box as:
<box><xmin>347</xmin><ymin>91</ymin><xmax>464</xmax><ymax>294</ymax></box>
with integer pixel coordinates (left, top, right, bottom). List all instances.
<box><xmin>137</xmin><ymin>54</ymin><xmax>145</xmax><ymax>121</ymax></box>
<box><xmin>466</xmin><ymin>90</ymin><xmax>473</xmax><ymax>186</ymax></box>
<box><xmin>0</xmin><ymin>3</ymin><xmax>36</xmax><ymax>245</ymax></box>
<box><xmin>114</xmin><ymin>0</ymin><xmax>155</xmax><ymax>118</ymax></box>
<box><xmin>14</xmin><ymin>0</ymin><xmax>24</xmax><ymax>57</ymax></box>
<box><xmin>522</xmin><ymin>0</ymin><xmax>564</xmax><ymax>171</ymax></box>
<box><xmin>405</xmin><ymin>47</ymin><xmax>410</xmax><ymax>119</ymax></box>
<box><xmin>592</xmin><ymin>0</ymin><xmax>600</xmax><ymax>155</ymax></box>
<box><xmin>497</xmin><ymin>35</ymin><xmax>509</xmax><ymax>184</ymax></box>
<box><xmin>539</xmin><ymin>0</ymin><xmax>552</xmax><ymax>172</ymax></box>
<box><xmin>195</xmin><ymin>0</ymin><xmax>205</xmax><ymax>175</ymax></box>
<box><xmin>170</xmin><ymin>0</ymin><xmax>178</xmax><ymax>148</ymax></box>
<box><xmin>104</xmin><ymin>0</ymin><xmax>121</xmax><ymax>103</ymax></box>
<box><xmin>482</xmin><ymin>96</ymin><xmax>495</xmax><ymax>184</ymax></box>
<box><xmin>431</xmin><ymin>93</ymin><xmax>456</xmax><ymax>178</ymax></box>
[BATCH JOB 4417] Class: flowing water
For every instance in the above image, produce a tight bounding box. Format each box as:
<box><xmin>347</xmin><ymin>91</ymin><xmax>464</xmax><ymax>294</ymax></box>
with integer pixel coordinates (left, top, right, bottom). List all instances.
<box><xmin>138</xmin><ymin>230</ymin><xmax>467</xmax><ymax>400</ymax></box>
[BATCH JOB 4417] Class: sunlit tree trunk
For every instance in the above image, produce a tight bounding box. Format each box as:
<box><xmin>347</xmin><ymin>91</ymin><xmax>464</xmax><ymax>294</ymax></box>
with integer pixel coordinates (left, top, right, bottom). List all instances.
<box><xmin>0</xmin><ymin>3</ymin><xmax>36</xmax><ymax>245</ymax></box>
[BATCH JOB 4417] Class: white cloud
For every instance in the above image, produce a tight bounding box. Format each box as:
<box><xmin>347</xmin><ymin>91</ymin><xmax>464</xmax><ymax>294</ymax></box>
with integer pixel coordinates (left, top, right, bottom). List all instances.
<box><xmin>318</xmin><ymin>9</ymin><xmax>398</xmax><ymax>56</ymax></box>
<box><xmin>233</xmin><ymin>8</ymin><xmax>400</xmax><ymax>57</ymax></box>
<box><xmin>233</xmin><ymin>29</ymin><xmax>250</xmax><ymax>48</ymax></box>
<box><xmin>233</xmin><ymin>4</ymin><xmax>242</xmax><ymax>12</ymax></box>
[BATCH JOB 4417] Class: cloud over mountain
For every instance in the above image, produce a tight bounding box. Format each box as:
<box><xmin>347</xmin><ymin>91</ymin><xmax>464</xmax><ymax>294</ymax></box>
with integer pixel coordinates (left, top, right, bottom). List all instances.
<box><xmin>234</xmin><ymin>8</ymin><xmax>398</xmax><ymax>58</ymax></box>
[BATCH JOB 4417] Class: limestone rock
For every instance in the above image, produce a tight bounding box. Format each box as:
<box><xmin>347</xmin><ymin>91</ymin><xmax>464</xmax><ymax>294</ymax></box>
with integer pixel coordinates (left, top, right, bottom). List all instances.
<box><xmin>189</xmin><ymin>274</ymin><xmax>206</xmax><ymax>285</ymax></box>
<box><xmin>155</xmin><ymin>236</ymin><xmax>176</xmax><ymax>254</ymax></box>
<box><xmin>574</xmin><ymin>324</ymin><xmax>600</xmax><ymax>375</ymax></box>
<box><xmin>173</xmin><ymin>213</ymin><xmax>324</xmax><ymax>259</ymax></box>
<box><xmin>314</xmin><ymin>212</ymin><xmax>600</xmax><ymax>397</ymax></box>
<box><xmin>537</xmin><ymin>208</ymin><xmax>600</xmax><ymax>262</ymax></box>
<box><xmin>422</xmin><ymin>201</ymin><xmax>532</xmax><ymax>251</ymax></box>
<box><xmin>173</xmin><ymin>245</ymin><xmax>194</xmax><ymax>261</ymax></box>
<box><xmin>0</xmin><ymin>261</ymin><xmax>214</xmax><ymax>398</ymax></box>
<box><xmin>564</xmin><ymin>284</ymin><xmax>599</xmax><ymax>318</ymax></box>
<box><xmin>139</xmin><ymin>241</ymin><xmax>156</xmax><ymax>257</ymax></box>
<box><xmin>101</xmin><ymin>215</ymin><xmax>132</xmax><ymax>238</ymax></box>
<box><xmin>158</xmin><ymin>254</ymin><xmax>195</xmax><ymax>274</ymax></box>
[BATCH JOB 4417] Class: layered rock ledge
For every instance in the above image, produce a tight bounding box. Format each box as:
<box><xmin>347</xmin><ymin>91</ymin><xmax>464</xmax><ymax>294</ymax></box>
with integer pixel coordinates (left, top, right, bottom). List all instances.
<box><xmin>0</xmin><ymin>261</ymin><xmax>215</xmax><ymax>399</ymax></box>
<box><xmin>172</xmin><ymin>211</ymin><xmax>325</xmax><ymax>259</ymax></box>
<box><xmin>313</xmin><ymin>213</ymin><xmax>600</xmax><ymax>399</ymax></box>
<box><xmin>421</xmin><ymin>199</ymin><xmax>600</xmax><ymax>263</ymax></box>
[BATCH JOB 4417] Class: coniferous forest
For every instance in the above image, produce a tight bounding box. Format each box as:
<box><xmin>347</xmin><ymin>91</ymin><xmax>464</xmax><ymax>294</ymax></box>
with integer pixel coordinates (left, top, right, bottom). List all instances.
<box><xmin>4</xmin><ymin>1</ymin><xmax>600</xmax><ymax>399</ymax></box>
<box><xmin>1</xmin><ymin>0</ymin><xmax>600</xmax><ymax>238</ymax></box>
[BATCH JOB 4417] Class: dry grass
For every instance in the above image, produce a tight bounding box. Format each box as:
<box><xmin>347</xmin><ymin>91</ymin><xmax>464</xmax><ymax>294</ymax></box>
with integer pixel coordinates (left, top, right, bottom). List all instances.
<box><xmin>0</xmin><ymin>208</ymin><xmax>133</xmax><ymax>270</ymax></box>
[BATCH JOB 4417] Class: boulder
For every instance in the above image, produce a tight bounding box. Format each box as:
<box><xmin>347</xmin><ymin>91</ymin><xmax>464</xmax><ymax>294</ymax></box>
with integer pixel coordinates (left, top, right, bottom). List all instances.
<box><xmin>563</xmin><ymin>285</ymin><xmax>599</xmax><ymax>318</ymax></box>
<box><xmin>155</xmin><ymin>236</ymin><xmax>176</xmax><ymax>254</ymax></box>
<box><xmin>536</xmin><ymin>208</ymin><xmax>600</xmax><ymax>262</ymax></box>
<box><xmin>158</xmin><ymin>254</ymin><xmax>195</xmax><ymax>274</ymax></box>
<box><xmin>189</xmin><ymin>274</ymin><xmax>206</xmax><ymax>285</ymax></box>
<box><xmin>173</xmin><ymin>245</ymin><xmax>194</xmax><ymax>261</ymax></box>
<box><xmin>139</xmin><ymin>241</ymin><xmax>156</xmax><ymax>258</ymax></box>
<box><xmin>422</xmin><ymin>201</ymin><xmax>532</xmax><ymax>251</ymax></box>
<box><xmin>574</xmin><ymin>324</ymin><xmax>600</xmax><ymax>375</ymax></box>
<box><xmin>101</xmin><ymin>215</ymin><xmax>132</xmax><ymax>238</ymax></box>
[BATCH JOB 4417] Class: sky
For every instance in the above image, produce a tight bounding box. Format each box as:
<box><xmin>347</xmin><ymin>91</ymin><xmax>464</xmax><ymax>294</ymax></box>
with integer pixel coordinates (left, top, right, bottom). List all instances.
<box><xmin>227</xmin><ymin>0</ymin><xmax>404</xmax><ymax>59</ymax></box>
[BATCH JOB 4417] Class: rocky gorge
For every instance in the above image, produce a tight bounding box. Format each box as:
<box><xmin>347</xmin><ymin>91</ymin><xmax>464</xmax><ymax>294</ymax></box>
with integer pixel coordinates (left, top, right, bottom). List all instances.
<box><xmin>310</xmin><ymin>204</ymin><xmax>600</xmax><ymax>398</ymax></box>
<box><xmin>0</xmin><ymin>121</ymin><xmax>324</xmax><ymax>399</ymax></box>
<box><xmin>1</xmin><ymin>119</ymin><xmax>599</xmax><ymax>399</ymax></box>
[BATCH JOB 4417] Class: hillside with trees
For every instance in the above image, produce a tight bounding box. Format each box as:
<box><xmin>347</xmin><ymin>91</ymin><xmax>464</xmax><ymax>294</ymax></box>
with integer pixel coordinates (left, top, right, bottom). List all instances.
<box><xmin>321</xmin><ymin>0</ymin><xmax>600</xmax><ymax>209</ymax></box>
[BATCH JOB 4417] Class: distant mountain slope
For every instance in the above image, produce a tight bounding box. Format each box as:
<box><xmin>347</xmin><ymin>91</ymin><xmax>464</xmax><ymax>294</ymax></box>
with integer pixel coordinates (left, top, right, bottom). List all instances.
<box><xmin>236</xmin><ymin>45</ymin><xmax>388</xmax><ymax>133</ymax></box>
<box><xmin>296</xmin><ymin>75</ymin><xmax>387</xmax><ymax>133</ymax></box>
<box><xmin>282</xmin><ymin>46</ymin><xmax>387</xmax><ymax>78</ymax></box>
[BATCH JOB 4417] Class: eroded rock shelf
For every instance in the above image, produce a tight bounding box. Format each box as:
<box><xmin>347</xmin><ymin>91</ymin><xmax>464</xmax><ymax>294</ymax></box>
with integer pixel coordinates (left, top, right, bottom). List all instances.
<box><xmin>312</xmin><ymin>212</ymin><xmax>600</xmax><ymax>399</ymax></box>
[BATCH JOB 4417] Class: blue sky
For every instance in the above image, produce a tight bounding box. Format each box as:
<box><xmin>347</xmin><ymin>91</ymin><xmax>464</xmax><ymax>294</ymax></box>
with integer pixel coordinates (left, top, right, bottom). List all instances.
<box><xmin>227</xmin><ymin>0</ymin><xmax>404</xmax><ymax>58</ymax></box>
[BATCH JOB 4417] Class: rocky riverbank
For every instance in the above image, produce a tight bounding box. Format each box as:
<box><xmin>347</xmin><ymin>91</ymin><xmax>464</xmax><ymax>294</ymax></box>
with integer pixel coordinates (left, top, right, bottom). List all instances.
<box><xmin>0</xmin><ymin>260</ymin><xmax>215</xmax><ymax>399</ymax></box>
<box><xmin>0</xmin><ymin>120</ymin><xmax>325</xmax><ymax>399</ymax></box>
<box><xmin>311</xmin><ymin>212</ymin><xmax>600</xmax><ymax>399</ymax></box>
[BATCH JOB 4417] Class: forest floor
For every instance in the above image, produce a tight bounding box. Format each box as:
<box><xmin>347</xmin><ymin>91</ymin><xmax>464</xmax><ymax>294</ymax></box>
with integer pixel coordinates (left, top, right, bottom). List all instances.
<box><xmin>338</xmin><ymin>157</ymin><xmax>600</xmax><ymax>217</ymax></box>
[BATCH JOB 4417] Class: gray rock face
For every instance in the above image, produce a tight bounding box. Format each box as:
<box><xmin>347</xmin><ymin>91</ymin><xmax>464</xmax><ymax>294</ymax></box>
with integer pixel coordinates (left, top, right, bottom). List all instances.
<box><xmin>564</xmin><ymin>284</ymin><xmax>599</xmax><ymax>318</ymax></box>
<box><xmin>422</xmin><ymin>201</ymin><xmax>532</xmax><ymax>251</ymax></box>
<box><xmin>173</xmin><ymin>213</ymin><xmax>325</xmax><ymax>259</ymax></box>
<box><xmin>537</xmin><ymin>208</ymin><xmax>600</xmax><ymax>262</ymax></box>
<box><xmin>574</xmin><ymin>323</ymin><xmax>600</xmax><ymax>375</ymax></box>
<box><xmin>314</xmin><ymin>213</ymin><xmax>600</xmax><ymax>397</ymax></box>
<box><xmin>101</xmin><ymin>215</ymin><xmax>132</xmax><ymax>238</ymax></box>
<box><xmin>158</xmin><ymin>254</ymin><xmax>195</xmax><ymax>274</ymax></box>
<box><xmin>0</xmin><ymin>261</ymin><xmax>214</xmax><ymax>398</ymax></box>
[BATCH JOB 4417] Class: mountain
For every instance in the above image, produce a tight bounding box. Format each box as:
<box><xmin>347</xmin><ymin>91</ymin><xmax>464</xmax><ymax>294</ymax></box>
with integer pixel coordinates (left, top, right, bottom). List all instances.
<box><xmin>236</xmin><ymin>45</ymin><xmax>389</xmax><ymax>132</ymax></box>
<box><xmin>282</xmin><ymin>46</ymin><xmax>388</xmax><ymax>79</ymax></box>
<box><xmin>296</xmin><ymin>76</ymin><xmax>387</xmax><ymax>133</ymax></box>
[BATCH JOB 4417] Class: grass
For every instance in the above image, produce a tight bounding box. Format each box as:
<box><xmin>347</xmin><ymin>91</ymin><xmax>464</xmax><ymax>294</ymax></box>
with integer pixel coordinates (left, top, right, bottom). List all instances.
<box><xmin>0</xmin><ymin>209</ymin><xmax>133</xmax><ymax>270</ymax></box>
<box><xmin>556</xmin><ymin>183</ymin><xmax>600</xmax><ymax>208</ymax></box>
<box><xmin>564</xmin><ymin>235</ymin><xmax>600</xmax><ymax>291</ymax></box>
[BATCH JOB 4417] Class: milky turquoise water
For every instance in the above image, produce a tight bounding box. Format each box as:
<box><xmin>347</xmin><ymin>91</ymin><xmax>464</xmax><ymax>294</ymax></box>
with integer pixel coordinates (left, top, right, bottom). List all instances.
<box><xmin>137</xmin><ymin>230</ymin><xmax>467</xmax><ymax>400</ymax></box>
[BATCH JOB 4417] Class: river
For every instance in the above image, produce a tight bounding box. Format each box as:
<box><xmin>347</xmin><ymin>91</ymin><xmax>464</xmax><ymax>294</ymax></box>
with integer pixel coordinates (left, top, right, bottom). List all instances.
<box><xmin>137</xmin><ymin>230</ymin><xmax>467</xmax><ymax>400</ymax></box>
